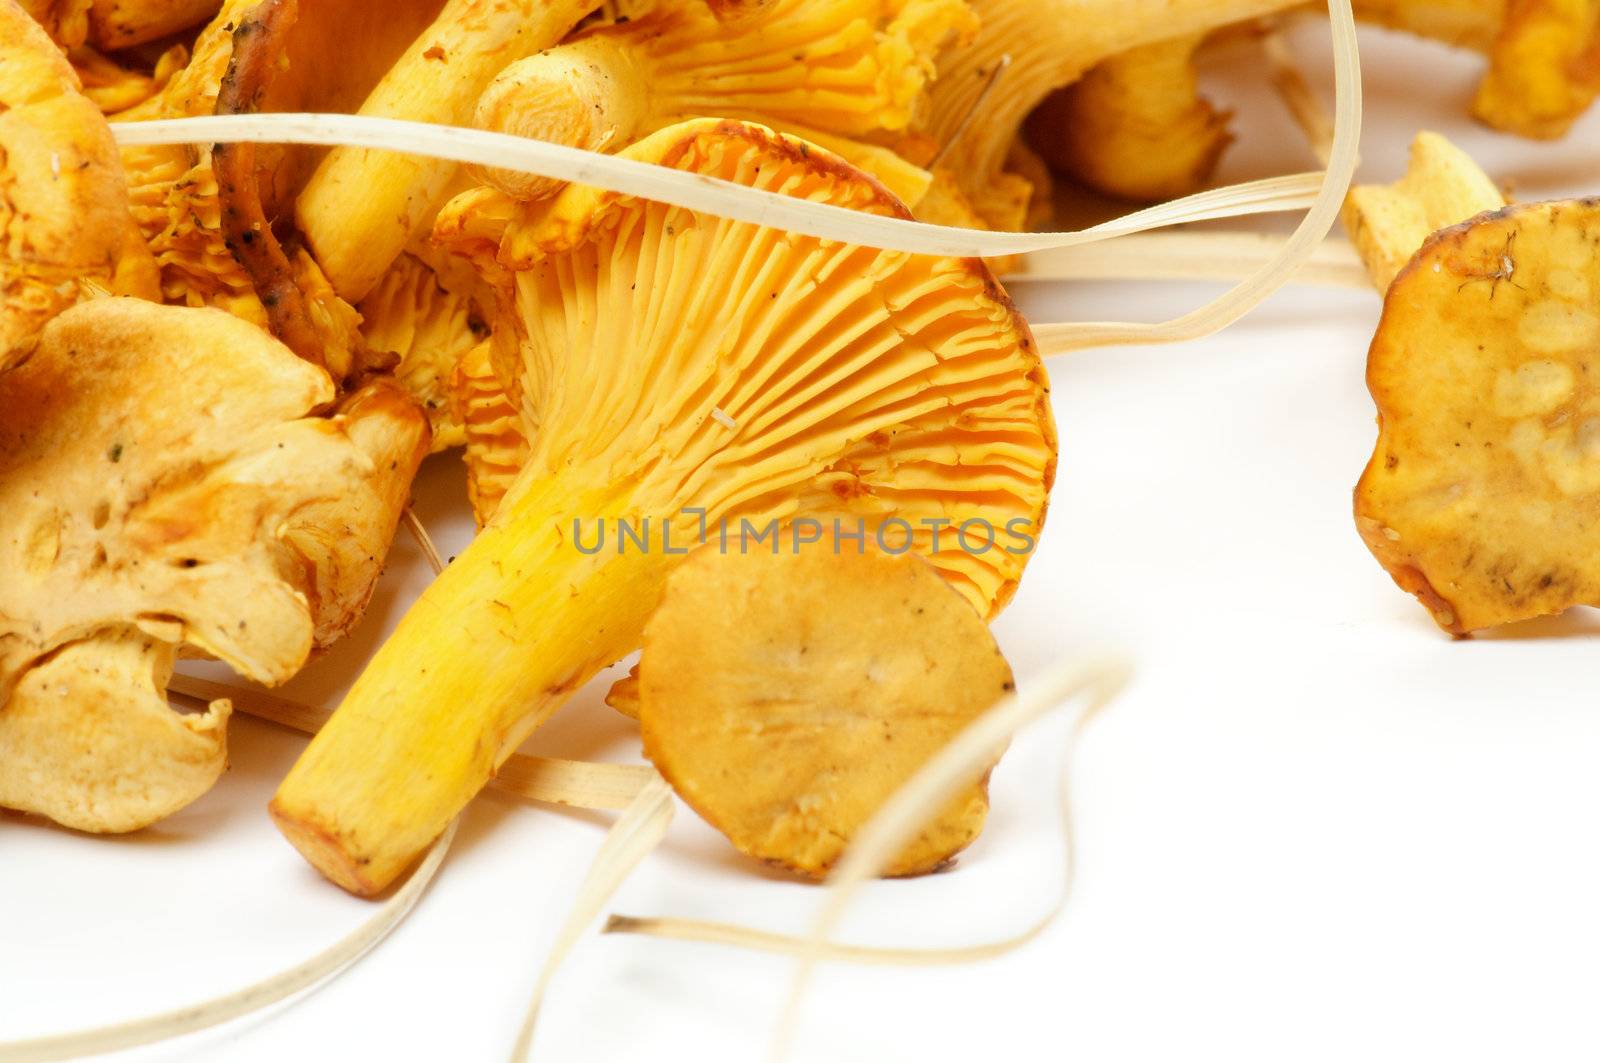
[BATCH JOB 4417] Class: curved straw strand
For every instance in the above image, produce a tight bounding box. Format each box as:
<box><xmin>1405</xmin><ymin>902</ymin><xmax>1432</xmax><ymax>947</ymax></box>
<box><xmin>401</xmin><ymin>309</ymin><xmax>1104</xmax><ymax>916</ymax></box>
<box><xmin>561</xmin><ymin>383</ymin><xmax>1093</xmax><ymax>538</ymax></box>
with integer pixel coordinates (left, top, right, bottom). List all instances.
<box><xmin>1016</xmin><ymin>232</ymin><xmax>1370</xmax><ymax>289</ymax></box>
<box><xmin>0</xmin><ymin>515</ymin><xmax>464</xmax><ymax>1062</ymax></box>
<box><xmin>110</xmin><ymin>115</ymin><xmax>1322</xmax><ymax>259</ymax></box>
<box><xmin>591</xmin><ymin>655</ymin><xmax>1127</xmax><ymax>1044</ymax></box>
<box><xmin>604</xmin><ymin>651</ymin><xmax>1117</xmax><ymax>968</ymax></box>
<box><xmin>0</xmin><ymin>820</ymin><xmax>457</xmax><ymax>1063</ymax></box>
<box><xmin>165</xmin><ymin>673</ymin><xmax>657</xmax><ymax>812</ymax></box>
<box><xmin>758</xmin><ymin>654</ymin><xmax>1131</xmax><ymax>1058</ymax></box>
<box><xmin>1033</xmin><ymin>0</ymin><xmax>1363</xmax><ymax>355</ymax></box>
<box><xmin>509</xmin><ymin>773</ymin><xmax>677</xmax><ymax>1061</ymax></box>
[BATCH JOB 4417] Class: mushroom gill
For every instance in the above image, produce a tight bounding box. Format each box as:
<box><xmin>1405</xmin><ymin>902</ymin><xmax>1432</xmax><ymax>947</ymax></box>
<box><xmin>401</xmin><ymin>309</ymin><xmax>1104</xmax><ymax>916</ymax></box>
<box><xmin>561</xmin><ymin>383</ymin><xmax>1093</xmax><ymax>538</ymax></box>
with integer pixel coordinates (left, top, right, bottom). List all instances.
<box><xmin>271</xmin><ymin>118</ymin><xmax>1056</xmax><ymax>895</ymax></box>
<box><xmin>469</xmin><ymin>0</ymin><xmax>974</xmax><ymax>206</ymax></box>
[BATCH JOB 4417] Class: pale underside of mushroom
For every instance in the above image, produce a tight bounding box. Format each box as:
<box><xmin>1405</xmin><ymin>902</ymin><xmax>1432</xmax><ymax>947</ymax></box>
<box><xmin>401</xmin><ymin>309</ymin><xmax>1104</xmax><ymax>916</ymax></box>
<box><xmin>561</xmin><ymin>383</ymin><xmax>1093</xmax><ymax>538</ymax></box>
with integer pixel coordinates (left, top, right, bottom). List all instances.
<box><xmin>0</xmin><ymin>298</ymin><xmax>427</xmax><ymax>833</ymax></box>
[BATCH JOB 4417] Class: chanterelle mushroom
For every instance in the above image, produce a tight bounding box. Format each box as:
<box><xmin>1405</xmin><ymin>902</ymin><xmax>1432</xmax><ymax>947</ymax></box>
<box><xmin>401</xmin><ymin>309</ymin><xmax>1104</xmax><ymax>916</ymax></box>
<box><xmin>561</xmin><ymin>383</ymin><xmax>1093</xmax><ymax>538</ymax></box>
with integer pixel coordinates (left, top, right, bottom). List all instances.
<box><xmin>1356</xmin><ymin>198</ymin><xmax>1600</xmax><ymax>634</ymax></box>
<box><xmin>0</xmin><ymin>298</ymin><xmax>427</xmax><ymax>832</ymax></box>
<box><xmin>468</xmin><ymin>0</ymin><xmax>974</xmax><ymax>207</ymax></box>
<box><xmin>1342</xmin><ymin>130</ymin><xmax>1505</xmax><ymax>291</ymax></box>
<box><xmin>1</xmin><ymin>0</ymin><xmax>156</xmax><ymax>370</ymax></box>
<box><xmin>272</xmin><ymin>118</ymin><xmax>1056</xmax><ymax>895</ymax></box>
<box><xmin>358</xmin><ymin>248</ymin><xmax>492</xmax><ymax>450</ymax></box>
<box><xmin>110</xmin><ymin>0</ymin><xmax>442</xmax><ymax>380</ymax></box>
<box><xmin>923</xmin><ymin>0</ymin><xmax>1302</xmax><ymax>230</ymax></box>
<box><xmin>295</xmin><ymin>0</ymin><xmax>605</xmax><ymax>304</ymax></box>
<box><xmin>1025</xmin><ymin>33</ymin><xmax>1234</xmax><ymax>204</ymax></box>
<box><xmin>1355</xmin><ymin>0</ymin><xmax>1600</xmax><ymax>139</ymax></box>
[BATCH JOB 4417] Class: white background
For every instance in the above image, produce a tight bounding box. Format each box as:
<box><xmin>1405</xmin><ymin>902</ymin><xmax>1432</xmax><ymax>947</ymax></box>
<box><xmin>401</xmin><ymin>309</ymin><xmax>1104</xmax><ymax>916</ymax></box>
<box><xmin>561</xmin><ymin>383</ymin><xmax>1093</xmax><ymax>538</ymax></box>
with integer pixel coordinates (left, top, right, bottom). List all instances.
<box><xmin>5</xmin><ymin>18</ymin><xmax>1600</xmax><ymax>1063</ymax></box>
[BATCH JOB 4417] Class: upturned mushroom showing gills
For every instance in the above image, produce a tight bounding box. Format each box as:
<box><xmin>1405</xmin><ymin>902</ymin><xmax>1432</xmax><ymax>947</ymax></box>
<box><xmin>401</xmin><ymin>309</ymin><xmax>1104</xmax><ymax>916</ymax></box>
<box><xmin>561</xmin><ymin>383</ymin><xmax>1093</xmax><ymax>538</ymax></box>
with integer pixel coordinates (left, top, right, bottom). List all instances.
<box><xmin>0</xmin><ymin>298</ymin><xmax>427</xmax><ymax>833</ymax></box>
<box><xmin>923</xmin><ymin>0</ymin><xmax>1303</xmax><ymax>231</ymax></box>
<box><xmin>1</xmin><ymin>0</ymin><xmax>157</xmax><ymax>371</ymax></box>
<box><xmin>271</xmin><ymin>118</ymin><xmax>1057</xmax><ymax>895</ymax></box>
<box><xmin>468</xmin><ymin>0</ymin><xmax>974</xmax><ymax>206</ymax></box>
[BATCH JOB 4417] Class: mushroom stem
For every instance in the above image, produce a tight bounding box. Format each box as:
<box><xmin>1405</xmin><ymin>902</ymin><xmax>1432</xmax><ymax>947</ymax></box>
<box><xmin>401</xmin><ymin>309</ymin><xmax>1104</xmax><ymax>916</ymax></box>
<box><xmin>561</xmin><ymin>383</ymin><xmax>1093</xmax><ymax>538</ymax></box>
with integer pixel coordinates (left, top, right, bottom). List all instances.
<box><xmin>89</xmin><ymin>0</ymin><xmax>219</xmax><ymax>50</ymax></box>
<box><xmin>271</xmin><ymin>472</ymin><xmax>674</xmax><ymax>895</ymax></box>
<box><xmin>294</xmin><ymin>0</ymin><xmax>601</xmax><ymax>303</ymax></box>
<box><xmin>471</xmin><ymin>36</ymin><xmax>649</xmax><ymax>202</ymax></box>
<box><xmin>466</xmin><ymin>0</ymin><xmax>968</xmax><ymax>208</ymax></box>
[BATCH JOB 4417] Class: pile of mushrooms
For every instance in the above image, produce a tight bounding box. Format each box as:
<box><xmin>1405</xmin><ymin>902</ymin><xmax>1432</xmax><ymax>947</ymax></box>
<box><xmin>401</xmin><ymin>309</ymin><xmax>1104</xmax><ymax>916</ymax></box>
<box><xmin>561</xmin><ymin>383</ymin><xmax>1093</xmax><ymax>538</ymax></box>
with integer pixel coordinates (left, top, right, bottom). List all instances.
<box><xmin>0</xmin><ymin>0</ymin><xmax>1592</xmax><ymax>906</ymax></box>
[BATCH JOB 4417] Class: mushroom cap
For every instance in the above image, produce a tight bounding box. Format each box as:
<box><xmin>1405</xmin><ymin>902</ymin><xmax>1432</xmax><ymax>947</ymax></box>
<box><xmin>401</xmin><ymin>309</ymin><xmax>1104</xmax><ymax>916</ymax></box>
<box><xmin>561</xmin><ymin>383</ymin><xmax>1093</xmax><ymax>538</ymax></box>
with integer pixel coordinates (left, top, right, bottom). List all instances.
<box><xmin>1</xmin><ymin>0</ymin><xmax>156</xmax><ymax>369</ymax></box>
<box><xmin>469</xmin><ymin>0</ymin><xmax>971</xmax><ymax>203</ymax></box>
<box><xmin>1356</xmin><ymin>198</ymin><xmax>1600</xmax><ymax>634</ymax></box>
<box><xmin>640</xmin><ymin>542</ymin><xmax>1013</xmax><ymax>878</ymax></box>
<box><xmin>1472</xmin><ymin>0</ymin><xmax>1600</xmax><ymax>139</ymax></box>
<box><xmin>1354</xmin><ymin>0</ymin><xmax>1599</xmax><ymax>139</ymax></box>
<box><xmin>0</xmin><ymin>298</ymin><xmax>427</xmax><ymax>830</ymax></box>
<box><xmin>438</xmin><ymin>118</ymin><xmax>1056</xmax><ymax>616</ymax></box>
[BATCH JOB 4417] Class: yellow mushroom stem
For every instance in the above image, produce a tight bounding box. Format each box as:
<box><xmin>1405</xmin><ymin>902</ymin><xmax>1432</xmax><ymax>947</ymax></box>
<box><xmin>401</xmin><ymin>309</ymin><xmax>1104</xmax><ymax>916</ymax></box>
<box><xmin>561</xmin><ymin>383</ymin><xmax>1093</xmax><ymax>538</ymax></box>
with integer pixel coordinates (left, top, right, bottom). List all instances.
<box><xmin>295</xmin><ymin>0</ymin><xmax>601</xmax><ymax>303</ymax></box>
<box><xmin>273</xmin><ymin>477</ymin><xmax>672</xmax><ymax>893</ymax></box>
<box><xmin>271</xmin><ymin>121</ymin><xmax>1054</xmax><ymax>896</ymax></box>
<box><xmin>468</xmin><ymin>0</ymin><xmax>970</xmax><ymax>207</ymax></box>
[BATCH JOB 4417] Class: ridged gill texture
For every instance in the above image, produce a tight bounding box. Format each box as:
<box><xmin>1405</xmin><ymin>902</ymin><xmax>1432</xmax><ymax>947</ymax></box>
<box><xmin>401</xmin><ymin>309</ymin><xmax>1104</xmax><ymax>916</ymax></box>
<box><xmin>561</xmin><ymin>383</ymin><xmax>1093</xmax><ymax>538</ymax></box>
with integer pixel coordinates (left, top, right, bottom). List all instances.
<box><xmin>272</xmin><ymin>118</ymin><xmax>1055</xmax><ymax>894</ymax></box>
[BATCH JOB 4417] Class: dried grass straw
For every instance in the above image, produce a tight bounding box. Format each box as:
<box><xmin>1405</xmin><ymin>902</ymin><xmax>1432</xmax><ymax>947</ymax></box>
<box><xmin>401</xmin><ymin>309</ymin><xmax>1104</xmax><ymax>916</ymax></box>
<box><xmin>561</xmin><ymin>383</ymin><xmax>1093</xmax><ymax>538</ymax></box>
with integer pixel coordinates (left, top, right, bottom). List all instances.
<box><xmin>112</xmin><ymin>114</ymin><xmax>1323</xmax><ymax>260</ymax></box>
<box><xmin>1018</xmin><ymin>231</ymin><xmax>1370</xmax><ymax>289</ymax></box>
<box><xmin>598</xmin><ymin>654</ymin><xmax>1130</xmax><ymax>1060</ymax></box>
<box><xmin>1031</xmin><ymin>0</ymin><xmax>1361</xmax><ymax>353</ymax></box>
<box><xmin>0</xmin><ymin>822</ymin><xmax>456</xmax><ymax>1063</ymax></box>
<box><xmin>166</xmin><ymin>674</ymin><xmax>657</xmax><ymax>812</ymax></box>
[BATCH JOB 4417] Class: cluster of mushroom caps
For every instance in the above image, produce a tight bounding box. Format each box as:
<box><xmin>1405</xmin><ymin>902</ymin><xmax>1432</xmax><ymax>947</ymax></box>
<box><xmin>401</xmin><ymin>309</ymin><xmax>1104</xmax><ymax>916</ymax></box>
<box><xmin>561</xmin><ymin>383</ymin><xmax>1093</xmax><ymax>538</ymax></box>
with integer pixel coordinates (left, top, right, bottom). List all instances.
<box><xmin>2</xmin><ymin>0</ymin><xmax>1597</xmax><ymax>894</ymax></box>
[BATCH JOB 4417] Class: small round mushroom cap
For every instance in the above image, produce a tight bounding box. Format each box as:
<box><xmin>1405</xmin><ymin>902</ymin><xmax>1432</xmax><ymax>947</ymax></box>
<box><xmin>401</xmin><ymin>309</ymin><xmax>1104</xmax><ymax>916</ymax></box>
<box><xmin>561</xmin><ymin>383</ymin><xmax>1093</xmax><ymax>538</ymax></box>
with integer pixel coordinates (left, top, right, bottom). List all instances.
<box><xmin>0</xmin><ymin>298</ymin><xmax>427</xmax><ymax>831</ymax></box>
<box><xmin>1356</xmin><ymin>198</ymin><xmax>1600</xmax><ymax>634</ymax></box>
<box><xmin>1</xmin><ymin>0</ymin><xmax>157</xmax><ymax>370</ymax></box>
<box><xmin>640</xmin><ymin>543</ymin><xmax>1014</xmax><ymax>878</ymax></box>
